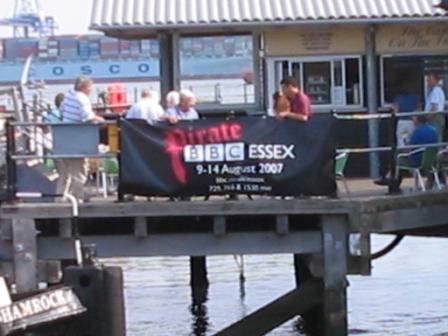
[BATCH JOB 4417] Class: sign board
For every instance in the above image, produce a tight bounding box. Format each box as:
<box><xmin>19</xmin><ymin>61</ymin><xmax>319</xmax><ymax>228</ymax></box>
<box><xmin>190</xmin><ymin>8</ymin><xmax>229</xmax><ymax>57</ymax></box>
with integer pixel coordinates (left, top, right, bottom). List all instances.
<box><xmin>119</xmin><ymin>116</ymin><xmax>336</xmax><ymax>197</ymax></box>
<box><xmin>0</xmin><ymin>286</ymin><xmax>85</xmax><ymax>335</ymax></box>
<box><xmin>377</xmin><ymin>24</ymin><xmax>448</xmax><ymax>54</ymax></box>
<box><xmin>264</xmin><ymin>27</ymin><xmax>365</xmax><ymax>56</ymax></box>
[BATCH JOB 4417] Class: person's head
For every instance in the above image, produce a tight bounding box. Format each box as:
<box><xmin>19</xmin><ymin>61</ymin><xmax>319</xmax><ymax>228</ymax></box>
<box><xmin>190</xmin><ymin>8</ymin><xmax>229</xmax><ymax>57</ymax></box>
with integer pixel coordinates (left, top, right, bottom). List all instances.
<box><xmin>54</xmin><ymin>93</ymin><xmax>64</xmax><ymax>108</ymax></box>
<box><xmin>427</xmin><ymin>72</ymin><xmax>441</xmax><ymax>88</ymax></box>
<box><xmin>166</xmin><ymin>90</ymin><xmax>180</xmax><ymax>108</ymax></box>
<box><xmin>280</xmin><ymin>76</ymin><xmax>300</xmax><ymax>98</ymax></box>
<box><xmin>179</xmin><ymin>90</ymin><xmax>196</xmax><ymax>112</ymax></box>
<box><xmin>74</xmin><ymin>76</ymin><xmax>93</xmax><ymax>96</ymax></box>
<box><xmin>141</xmin><ymin>89</ymin><xmax>159</xmax><ymax>103</ymax></box>
<box><xmin>414</xmin><ymin>114</ymin><xmax>429</xmax><ymax>126</ymax></box>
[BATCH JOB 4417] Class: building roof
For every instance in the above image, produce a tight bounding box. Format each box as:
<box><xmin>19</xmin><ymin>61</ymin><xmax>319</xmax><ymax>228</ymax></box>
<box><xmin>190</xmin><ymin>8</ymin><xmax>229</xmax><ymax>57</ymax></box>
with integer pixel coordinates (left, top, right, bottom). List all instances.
<box><xmin>90</xmin><ymin>0</ymin><xmax>447</xmax><ymax>33</ymax></box>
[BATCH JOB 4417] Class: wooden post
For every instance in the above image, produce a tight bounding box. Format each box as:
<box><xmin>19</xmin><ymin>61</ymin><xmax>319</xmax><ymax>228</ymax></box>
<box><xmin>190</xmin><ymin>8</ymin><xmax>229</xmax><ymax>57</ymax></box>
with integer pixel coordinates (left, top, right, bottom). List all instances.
<box><xmin>12</xmin><ymin>218</ymin><xmax>38</xmax><ymax>293</ymax></box>
<box><xmin>190</xmin><ymin>256</ymin><xmax>208</xmax><ymax>289</ymax></box>
<box><xmin>322</xmin><ymin>215</ymin><xmax>348</xmax><ymax>336</ymax></box>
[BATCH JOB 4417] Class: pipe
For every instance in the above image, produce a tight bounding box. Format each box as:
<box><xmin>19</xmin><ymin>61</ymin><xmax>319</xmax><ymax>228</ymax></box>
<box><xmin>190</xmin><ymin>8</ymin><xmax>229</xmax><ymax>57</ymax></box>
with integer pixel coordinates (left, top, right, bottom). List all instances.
<box><xmin>371</xmin><ymin>235</ymin><xmax>405</xmax><ymax>260</ymax></box>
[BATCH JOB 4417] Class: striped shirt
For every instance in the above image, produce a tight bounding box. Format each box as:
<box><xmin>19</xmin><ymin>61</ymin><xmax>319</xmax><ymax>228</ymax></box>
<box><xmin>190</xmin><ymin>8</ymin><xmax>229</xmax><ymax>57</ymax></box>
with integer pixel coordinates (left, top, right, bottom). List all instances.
<box><xmin>61</xmin><ymin>89</ymin><xmax>95</xmax><ymax>122</ymax></box>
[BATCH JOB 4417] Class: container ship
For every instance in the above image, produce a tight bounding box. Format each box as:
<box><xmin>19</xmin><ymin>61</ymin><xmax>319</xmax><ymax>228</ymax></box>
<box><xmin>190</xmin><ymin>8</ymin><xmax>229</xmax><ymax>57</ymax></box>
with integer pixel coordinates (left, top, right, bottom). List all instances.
<box><xmin>0</xmin><ymin>34</ymin><xmax>254</xmax><ymax>105</ymax></box>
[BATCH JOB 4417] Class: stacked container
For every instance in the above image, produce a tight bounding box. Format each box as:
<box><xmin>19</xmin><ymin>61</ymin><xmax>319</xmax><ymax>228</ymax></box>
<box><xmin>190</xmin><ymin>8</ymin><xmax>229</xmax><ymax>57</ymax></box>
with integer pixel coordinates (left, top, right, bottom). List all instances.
<box><xmin>38</xmin><ymin>38</ymin><xmax>49</xmax><ymax>59</ymax></box>
<box><xmin>78</xmin><ymin>37</ymin><xmax>90</xmax><ymax>59</ymax></box>
<box><xmin>4</xmin><ymin>39</ymin><xmax>38</xmax><ymax>60</ymax></box>
<box><xmin>59</xmin><ymin>37</ymin><xmax>78</xmax><ymax>59</ymax></box>
<box><xmin>141</xmin><ymin>40</ymin><xmax>151</xmax><ymax>57</ymax></box>
<box><xmin>119</xmin><ymin>40</ymin><xmax>131</xmax><ymax>57</ymax></box>
<box><xmin>47</xmin><ymin>38</ymin><xmax>59</xmax><ymax>59</ymax></box>
<box><xmin>88</xmin><ymin>37</ymin><xmax>100</xmax><ymax>58</ymax></box>
<box><xmin>149</xmin><ymin>40</ymin><xmax>159</xmax><ymax>58</ymax></box>
<box><xmin>100</xmin><ymin>37</ymin><xmax>119</xmax><ymax>59</ymax></box>
<box><xmin>129</xmin><ymin>40</ymin><xmax>140</xmax><ymax>58</ymax></box>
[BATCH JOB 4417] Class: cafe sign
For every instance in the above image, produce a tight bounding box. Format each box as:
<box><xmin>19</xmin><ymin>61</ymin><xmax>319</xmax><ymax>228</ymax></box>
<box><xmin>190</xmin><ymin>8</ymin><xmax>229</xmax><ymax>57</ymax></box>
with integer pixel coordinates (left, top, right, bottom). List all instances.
<box><xmin>377</xmin><ymin>24</ymin><xmax>448</xmax><ymax>53</ymax></box>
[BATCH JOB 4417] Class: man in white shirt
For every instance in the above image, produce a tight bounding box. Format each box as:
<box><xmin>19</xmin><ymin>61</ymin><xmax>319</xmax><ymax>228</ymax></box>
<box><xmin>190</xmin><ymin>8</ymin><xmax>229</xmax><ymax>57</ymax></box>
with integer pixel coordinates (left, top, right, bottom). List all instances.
<box><xmin>165</xmin><ymin>90</ymin><xmax>199</xmax><ymax>122</ymax></box>
<box><xmin>56</xmin><ymin>76</ymin><xmax>104</xmax><ymax>201</ymax></box>
<box><xmin>425</xmin><ymin>72</ymin><xmax>446</xmax><ymax>141</ymax></box>
<box><xmin>126</xmin><ymin>90</ymin><xmax>165</xmax><ymax>124</ymax></box>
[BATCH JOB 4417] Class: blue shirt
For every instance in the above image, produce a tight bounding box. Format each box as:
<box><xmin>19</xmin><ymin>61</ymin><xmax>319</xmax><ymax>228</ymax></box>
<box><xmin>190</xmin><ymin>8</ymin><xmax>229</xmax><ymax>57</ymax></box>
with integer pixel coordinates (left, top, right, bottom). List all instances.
<box><xmin>394</xmin><ymin>95</ymin><xmax>419</xmax><ymax>119</ymax></box>
<box><xmin>409</xmin><ymin>124</ymin><xmax>438</xmax><ymax>165</ymax></box>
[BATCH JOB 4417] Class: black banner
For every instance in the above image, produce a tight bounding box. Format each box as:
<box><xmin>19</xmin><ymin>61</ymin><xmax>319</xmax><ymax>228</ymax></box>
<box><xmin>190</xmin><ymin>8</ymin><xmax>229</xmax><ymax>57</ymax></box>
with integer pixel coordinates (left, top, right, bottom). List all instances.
<box><xmin>119</xmin><ymin>116</ymin><xmax>336</xmax><ymax>197</ymax></box>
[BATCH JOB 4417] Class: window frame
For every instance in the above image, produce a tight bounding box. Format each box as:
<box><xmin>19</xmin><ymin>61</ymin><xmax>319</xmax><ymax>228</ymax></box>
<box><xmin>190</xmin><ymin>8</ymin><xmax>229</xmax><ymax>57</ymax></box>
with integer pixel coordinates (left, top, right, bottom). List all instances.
<box><xmin>174</xmin><ymin>33</ymin><xmax>262</xmax><ymax>114</ymax></box>
<box><xmin>266</xmin><ymin>55</ymin><xmax>364</xmax><ymax>113</ymax></box>
<box><xmin>380</xmin><ymin>54</ymin><xmax>448</xmax><ymax>109</ymax></box>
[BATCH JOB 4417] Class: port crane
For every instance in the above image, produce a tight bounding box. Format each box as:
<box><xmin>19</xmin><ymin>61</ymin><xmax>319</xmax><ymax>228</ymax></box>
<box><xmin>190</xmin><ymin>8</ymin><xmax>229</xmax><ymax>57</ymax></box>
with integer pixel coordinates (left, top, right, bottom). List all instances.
<box><xmin>0</xmin><ymin>0</ymin><xmax>57</xmax><ymax>37</ymax></box>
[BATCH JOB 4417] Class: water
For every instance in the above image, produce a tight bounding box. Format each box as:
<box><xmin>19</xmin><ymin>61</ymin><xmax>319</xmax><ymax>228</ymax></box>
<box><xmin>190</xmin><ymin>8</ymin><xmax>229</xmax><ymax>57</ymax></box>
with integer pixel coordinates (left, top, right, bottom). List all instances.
<box><xmin>104</xmin><ymin>235</ymin><xmax>448</xmax><ymax>335</ymax></box>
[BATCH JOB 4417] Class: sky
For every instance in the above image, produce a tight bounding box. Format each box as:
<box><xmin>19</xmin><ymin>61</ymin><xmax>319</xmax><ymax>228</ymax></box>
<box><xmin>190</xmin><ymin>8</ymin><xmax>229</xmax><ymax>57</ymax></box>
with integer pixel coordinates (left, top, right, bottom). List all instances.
<box><xmin>0</xmin><ymin>0</ymin><xmax>93</xmax><ymax>37</ymax></box>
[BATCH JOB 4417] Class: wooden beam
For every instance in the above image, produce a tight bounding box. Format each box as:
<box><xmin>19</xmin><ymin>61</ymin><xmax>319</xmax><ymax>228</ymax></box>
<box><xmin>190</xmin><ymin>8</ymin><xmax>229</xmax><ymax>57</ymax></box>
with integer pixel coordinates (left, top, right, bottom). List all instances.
<box><xmin>215</xmin><ymin>281</ymin><xmax>322</xmax><ymax>336</ymax></box>
<box><xmin>0</xmin><ymin>198</ymin><xmax>358</xmax><ymax>219</ymax></box>
<box><xmin>35</xmin><ymin>232</ymin><xmax>322</xmax><ymax>260</ymax></box>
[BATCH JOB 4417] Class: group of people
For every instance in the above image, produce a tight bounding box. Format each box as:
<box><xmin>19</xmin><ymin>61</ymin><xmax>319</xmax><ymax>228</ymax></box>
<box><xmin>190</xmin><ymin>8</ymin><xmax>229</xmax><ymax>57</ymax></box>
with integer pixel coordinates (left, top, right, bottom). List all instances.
<box><xmin>50</xmin><ymin>74</ymin><xmax>312</xmax><ymax>201</ymax></box>
<box><xmin>376</xmin><ymin>72</ymin><xmax>447</xmax><ymax>190</ymax></box>
<box><xmin>126</xmin><ymin>89</ymin><xmax>199</xmax><ymax>124</ymax></box>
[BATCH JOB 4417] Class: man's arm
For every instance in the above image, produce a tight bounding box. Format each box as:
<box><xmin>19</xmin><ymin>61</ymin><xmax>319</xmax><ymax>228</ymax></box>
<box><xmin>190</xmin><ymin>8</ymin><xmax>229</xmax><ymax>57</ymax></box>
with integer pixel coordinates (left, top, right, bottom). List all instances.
<box><xmin>278</xmin><ymin>111</ymin><xmax>309</xmax><ymax>122</ymax></box>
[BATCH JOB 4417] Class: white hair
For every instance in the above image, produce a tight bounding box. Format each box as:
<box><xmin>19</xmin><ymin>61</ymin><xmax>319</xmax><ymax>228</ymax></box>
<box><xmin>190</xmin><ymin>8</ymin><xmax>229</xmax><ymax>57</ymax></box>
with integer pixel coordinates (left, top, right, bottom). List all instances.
<box><xmin>74</xmin><ymin>76</ymin><xmax>93</xmax><ymax>91</ymax></box>
<box><xmin>166</xmin><ymin>90</ymin><xmax>180</xmax><ymax>108</ymax></box>
<box><xmin>141</xmin><ymin>89</ymin><xmax>160</xmax><ymax>103</ymax></box>
<box><xmin>179</xmin><ymin>89</ymin><xmax>196</xmax><ymax>104</ymax></box>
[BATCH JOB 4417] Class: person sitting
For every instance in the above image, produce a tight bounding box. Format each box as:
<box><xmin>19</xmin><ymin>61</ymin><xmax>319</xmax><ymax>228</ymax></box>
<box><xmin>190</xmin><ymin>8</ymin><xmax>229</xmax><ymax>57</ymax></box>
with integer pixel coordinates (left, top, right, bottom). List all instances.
<box><xmin>165</xmin><ymin>89</ymin><xmax>199</xmax><ymax>123</ymax></box>
<box><xmin>394</xmin><ymin>115</ymin><xmax>438</xmax><ymax>189</ymax></box>
<box><xmin>126</xmin><ymin>89</ymin><xmax>165</xmax><ymax>125</ymax></box>
<box><xmin>278</xmin><ymin>76</ymin><xmax>312</xmax><ymax>122</ymax></box>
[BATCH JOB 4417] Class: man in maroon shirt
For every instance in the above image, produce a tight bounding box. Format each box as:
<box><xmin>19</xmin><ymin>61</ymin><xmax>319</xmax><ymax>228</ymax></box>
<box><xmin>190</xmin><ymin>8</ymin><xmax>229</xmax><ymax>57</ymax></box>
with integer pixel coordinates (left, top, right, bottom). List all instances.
<box><xmin>279</xmin><ymin>76</ymin><xmax>312</xmax><ymax>122</ymax></box>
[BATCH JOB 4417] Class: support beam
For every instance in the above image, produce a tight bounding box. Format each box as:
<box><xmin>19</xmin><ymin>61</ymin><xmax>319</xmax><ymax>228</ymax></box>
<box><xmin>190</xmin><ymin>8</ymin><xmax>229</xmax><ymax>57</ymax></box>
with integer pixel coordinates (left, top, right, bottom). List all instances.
<box><xmin>322</xmin><ymin>215</ymin><xmax>348</xmax><ymax>336</ymax></box>
<box><xmin>366</xmin><ymin>25</ymin><xmax>380</xmax><ymax>178</ymax></box>
<box><xmin>134</xmin><ymin>217</ymin><xmax>148</xmax><ymax>238</ymax></box>
<box><xmin>33</xmin><ymin>232</ymin><xmax>322</xmax><ymax>260</ymax></box>
<box><xmin>159</xmin><ymin>33</ymin><xmax>177</xmax><ymax>101</ymax></box>
<box><xmin>12</xmin><ymin>219</ymin><xmax>38</xmax><ymax>293</ymax></box>
<box><xmin>216</xmin><ymin>281</ymin><xmax>322</xmax><ymax>336</ymax></box>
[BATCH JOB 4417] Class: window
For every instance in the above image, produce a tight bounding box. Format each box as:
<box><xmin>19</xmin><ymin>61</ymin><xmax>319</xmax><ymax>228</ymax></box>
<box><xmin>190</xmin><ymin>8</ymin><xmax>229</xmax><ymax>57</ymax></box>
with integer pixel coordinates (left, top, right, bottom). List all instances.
<box><xmin>179</xmin><ymin>35</ymin><xmax>255</xmax><ymax>105</ymax></box>
<box><xmin>268</xmin><ymin>56</ymin><xmax>363</xmax><ymax>110</ymax></box>
<box><xmin>382</xmin><ymin>55</ymin><xmax>448</xmax><ymax>108</ymax></box>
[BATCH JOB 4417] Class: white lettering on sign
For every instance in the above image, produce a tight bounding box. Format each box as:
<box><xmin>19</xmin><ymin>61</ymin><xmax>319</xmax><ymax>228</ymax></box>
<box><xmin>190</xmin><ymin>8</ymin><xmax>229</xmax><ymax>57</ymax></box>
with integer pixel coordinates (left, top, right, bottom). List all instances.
<box><xmin>184</xmin><ymin>143</ymin><xmax>295</xmax><ymax>163</ymax></box>
<box><xmin>248</xmin><ymin>144</ymin><xmax>295</xmax><ymax>160</ymax></box>
<box><xmin>0</xmin><ymin>287</ymin><xmax>82</xmax><ymax>324</ymax></box>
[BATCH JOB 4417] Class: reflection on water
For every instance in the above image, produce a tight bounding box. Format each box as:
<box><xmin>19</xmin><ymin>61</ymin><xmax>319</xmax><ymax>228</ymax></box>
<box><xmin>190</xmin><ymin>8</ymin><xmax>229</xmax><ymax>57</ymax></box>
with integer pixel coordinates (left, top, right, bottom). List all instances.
<box><xmin>104</xmin><ymin>236</ymin><xmax>448</xmax><ymax>336</ymax></box>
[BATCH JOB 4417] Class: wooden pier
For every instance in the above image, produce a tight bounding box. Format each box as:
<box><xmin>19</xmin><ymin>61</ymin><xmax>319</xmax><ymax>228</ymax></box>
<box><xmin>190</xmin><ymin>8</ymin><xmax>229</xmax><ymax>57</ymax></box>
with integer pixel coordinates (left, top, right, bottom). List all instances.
<box><xmin>1</xmin><ymin>180</ymin><xmax>448</xmax><ymax>335</ymax></box>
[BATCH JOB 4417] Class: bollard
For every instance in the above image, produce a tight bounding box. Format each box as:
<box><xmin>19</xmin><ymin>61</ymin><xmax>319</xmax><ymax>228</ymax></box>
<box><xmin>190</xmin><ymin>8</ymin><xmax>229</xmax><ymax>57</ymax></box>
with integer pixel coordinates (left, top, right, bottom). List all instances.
<box><xmin>63</xmin><ymin>265</ymin><xmax>126</xmax><ymax>336</ymax></box>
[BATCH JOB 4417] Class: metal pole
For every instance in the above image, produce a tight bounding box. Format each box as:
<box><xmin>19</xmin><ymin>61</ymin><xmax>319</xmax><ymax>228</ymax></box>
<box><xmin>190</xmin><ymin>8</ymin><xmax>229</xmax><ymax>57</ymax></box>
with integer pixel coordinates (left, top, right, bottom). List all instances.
<box><xmin>365</xmin><ymin>25</ymin><xmax>380</xmax><ymax>178</ymax></box>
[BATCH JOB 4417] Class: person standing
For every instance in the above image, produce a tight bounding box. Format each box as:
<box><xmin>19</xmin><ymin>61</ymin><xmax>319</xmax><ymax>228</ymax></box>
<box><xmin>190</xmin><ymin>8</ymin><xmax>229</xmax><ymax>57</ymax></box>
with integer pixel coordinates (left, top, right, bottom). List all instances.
<box><xmin>56</xmin><ymin>76</ymin><xmax>104</xmax><ymax>201</ymax></box>
<box><xmin>278</xmin><ymin>76</ymin><xmax>312</xmax><ymax>122</ymax></box>
<box><xmin>126</xmin><ymin>90</ymin><xmax>165</xmax><ymax>125</ymax></box>
<box><xmin>425</xmin><ymin>72</ymin><xmax>446</xmax><ymax>142</ymax></box>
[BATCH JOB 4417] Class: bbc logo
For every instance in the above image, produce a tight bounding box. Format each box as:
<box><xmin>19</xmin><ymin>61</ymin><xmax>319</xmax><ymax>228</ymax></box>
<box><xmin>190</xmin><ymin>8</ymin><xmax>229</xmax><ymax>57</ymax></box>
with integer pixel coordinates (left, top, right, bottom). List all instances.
<box><xmin>184</xmin><ymin>143</ymin><xmax>245</xmax><ymax>162</ymax></box>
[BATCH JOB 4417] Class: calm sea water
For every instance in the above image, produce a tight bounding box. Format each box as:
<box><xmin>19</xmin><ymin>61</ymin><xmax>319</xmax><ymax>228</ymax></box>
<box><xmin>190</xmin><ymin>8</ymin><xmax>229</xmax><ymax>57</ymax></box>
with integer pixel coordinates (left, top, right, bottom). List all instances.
<box><xmin>104</xmin><ymin>235</ymin><xmax>448</xmax><ymax>336</ymax></box>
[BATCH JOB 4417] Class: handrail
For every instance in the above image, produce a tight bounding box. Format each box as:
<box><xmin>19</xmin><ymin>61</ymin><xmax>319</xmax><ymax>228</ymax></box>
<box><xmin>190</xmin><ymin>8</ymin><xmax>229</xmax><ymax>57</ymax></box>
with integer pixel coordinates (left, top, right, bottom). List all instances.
<box><xmin>333</xmin><ymin>110</ymin><xmax>448</xmax><ymax>120</ymax></box>
<box><xmin>337</xmin><ymin>142</ymin><xmax>448</xmax><ymax>155</ymax></box>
